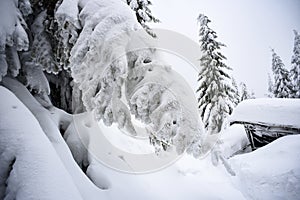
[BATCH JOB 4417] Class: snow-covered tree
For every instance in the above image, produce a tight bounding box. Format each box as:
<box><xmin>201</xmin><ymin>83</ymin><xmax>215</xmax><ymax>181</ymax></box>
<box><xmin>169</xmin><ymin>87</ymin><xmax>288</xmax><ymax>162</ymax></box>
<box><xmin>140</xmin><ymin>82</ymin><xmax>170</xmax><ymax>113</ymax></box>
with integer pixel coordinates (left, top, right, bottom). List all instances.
<box><xmin>0</xmin><ymin>0</ymin><xmax>204</xmax><ymax>158</ymax></box>
<box><xmin>239</xmin><ymin>82</ymin><xmax>251</xmax><ymax>101</ymax></box>
<box><xmin>249</xmin><ymin>90</ymin><xmax>256</xmax><ymax>99</ymax></box>
<box><xmin>271</xmin><ymin>49</ymin><xmax>293</xmax><ymax>98</ymax></box>
<box><xmin>0</xmin><ymin>0</ymin><xmax>31</xmax><ymax>81</ymax></box>
<box><xmin>127</xmin><ymin>0</ymin><xmax>160</xmax><ymax>37</ymax></box>
<box><xmin>290</xmin><ymin>30</ymin><xmax>300</xmax><ymax>98</ymax></box>
<box><xmin>196</xmin><ymin>14</ymin><xmax>235</xmax><ymax>134</ymax></box>
<box><xmin>68</xmin><ymin>0</ymin><xmax>204</xmax><ymax>156</ymax></box>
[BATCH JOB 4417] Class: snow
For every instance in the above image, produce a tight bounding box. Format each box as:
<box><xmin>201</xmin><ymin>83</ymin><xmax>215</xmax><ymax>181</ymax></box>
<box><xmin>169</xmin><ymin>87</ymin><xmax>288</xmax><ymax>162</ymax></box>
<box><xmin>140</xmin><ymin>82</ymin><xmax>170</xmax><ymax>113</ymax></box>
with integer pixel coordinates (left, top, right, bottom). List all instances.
<box><xmin>230</xmin><ymin>135</ymin><xmax>300</xmax><ymax>200</ymax></box>
<box><xmin>69</xmin><ymin>111</ymin><xmax>246</xmax><ymax>199</ymax></box>
<box><xmin>30</xmin><ymin>11</ymin><xmax>57</xmax><ymax>74</ymax></box>
<box><xmin>126</xmin><ymin>61</ymin><xmax>205</xmax><ymax>156</ymax></box>
<box><xmin>68</xmin><ymin>0</ymin><xmax>205</xmax><ymax>156</ymax></box>
<box><xmin>55</xmin><ymin>0</ymin><xmax>81</xmax><ymax>70</ymax></box>
<box><xmin>2</xmin><ymin>77</ymin><xmax>106</xmax><ymax>200</ymax></box>
<box><xmin>230</xmin><ymin>98</ymin><xmax>300</xmax><ymax>128</ymax></box>
<box><xmin>290</xmin><ymin>30</ymin><xmax>300</xmax><ymax>98</ymax></box>
<box><xmin>2</xmin><ymin>80</ymin><xmax>299</xmax><ymax>200</ymax></box>
<box><xmin>0</xmin><ymin>86</ymin><xmax>82</xmax><ymax>199</ymax></box>
<box><xmin>197</xmin><ymin>14</ymin><xmax>236</xmax><ymax>134</ymax></box>
<box><xmin>89</xmin><ymin>154</ymin><xmax>247</xmax><ymax>200</ymax></box>
<box><xmin>0</xmin><ymin>0</ymin><xmax>30</xmax><ymax>80</ymax></box>
<box><xmin>218</xmin><ymin>124</ymin><xmax>251</xmax><ymax>159</ymax></box>
<box><xmin>271</xmin><ymin>49</ymin><xmax>293</xmax><ymax>98</ymax></box>
<box><xmin>6</xmin><ymin>46</ymin><xmax>21</xmax><ymax>77</ymax></box>
<box><xmin>1</xmin><ymin>0</ymin><xmax>299</xmax><ymax>199</ymax></box>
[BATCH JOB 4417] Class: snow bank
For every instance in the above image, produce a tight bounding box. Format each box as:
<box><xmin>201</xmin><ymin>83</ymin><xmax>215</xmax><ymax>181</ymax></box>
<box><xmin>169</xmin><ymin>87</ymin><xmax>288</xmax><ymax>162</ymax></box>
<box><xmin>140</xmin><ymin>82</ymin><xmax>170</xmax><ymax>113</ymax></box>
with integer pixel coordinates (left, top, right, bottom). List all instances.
<box><xmin>230</xmin><ymin>135</ymin><xmax>300</xmax><ymax>200</ymax></box>
<box><xmin>230</xmin><ymin>98</ymin><xmax>300</xmax><ymax>128</ymax></box>
<box><xmin>0</xmin><ymin>86</ymin><xmax>82</xmax><ymax>199</ymax></box>
<box><xmin>2</xmin><ymin>77</ymin><xmax>106</xmax><ymax>200</ymax></box>
<box><xmin>219</xmin><ymin>124</ymin><xmax>251</xmax><ymax>158</ymax></box>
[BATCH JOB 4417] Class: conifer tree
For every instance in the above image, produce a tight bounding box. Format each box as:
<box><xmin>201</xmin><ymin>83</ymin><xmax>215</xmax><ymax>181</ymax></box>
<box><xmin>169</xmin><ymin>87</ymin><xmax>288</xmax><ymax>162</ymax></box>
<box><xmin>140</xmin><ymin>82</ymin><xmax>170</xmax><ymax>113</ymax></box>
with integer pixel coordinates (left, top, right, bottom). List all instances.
<box><xmin>0</xmin><ymin>0</ymin><xmax>205</xmax><ymax>156</ymax></box>
<box><xmin>127</xmin><ymin>0</ymin><xmax>160</xmax><ymax>37</ymax></box>
<box><xmin>271</xmin><ymin>49</ymin><xmax>293</xmax><ymax>98</ymax></box>
<box><xmin>290</xmin><ymin>30</ymin><xmax>300</xmax><ymax>98</ymax></box>
<box><xmin>239</xmin><ymin>82</ymin><xmax>251</xmax><ymax>101</ymax></box>
<box><xmin>196</xmin><ymin>14</ymin><xmax>235</xmax><ymax>134</ymax></box>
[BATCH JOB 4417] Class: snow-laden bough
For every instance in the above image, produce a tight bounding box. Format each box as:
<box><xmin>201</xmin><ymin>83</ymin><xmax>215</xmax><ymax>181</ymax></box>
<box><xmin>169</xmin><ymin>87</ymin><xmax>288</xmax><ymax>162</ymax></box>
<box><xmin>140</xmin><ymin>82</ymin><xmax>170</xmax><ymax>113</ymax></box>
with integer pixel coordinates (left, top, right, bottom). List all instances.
<box><xmin>66</xmin><ymin>0</ymin><xmax>205</xmax><ymax>157</ymax></box>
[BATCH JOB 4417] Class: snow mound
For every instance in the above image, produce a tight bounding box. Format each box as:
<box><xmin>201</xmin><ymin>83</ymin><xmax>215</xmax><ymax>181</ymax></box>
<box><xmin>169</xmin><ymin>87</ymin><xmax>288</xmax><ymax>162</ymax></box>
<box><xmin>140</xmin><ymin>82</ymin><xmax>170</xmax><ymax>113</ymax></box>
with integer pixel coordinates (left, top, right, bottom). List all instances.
<box><xmin>219</xmin><ymin>124</ymin><xmax>251</xmax><ymax>159</ymax></box>
<box><xmin>0</xmin><ymin>86</ymin><xmax>82</xmax><ymax>200</ymax></box>
<box><xmin>230</xmin><ymin>98</ymin><xmax>300</xmax><ymax>128</ymax></box>
<box><xmin>230</xmin><ymin>135</ymin><xmax>300</xmax><ymax>200</ymax></box>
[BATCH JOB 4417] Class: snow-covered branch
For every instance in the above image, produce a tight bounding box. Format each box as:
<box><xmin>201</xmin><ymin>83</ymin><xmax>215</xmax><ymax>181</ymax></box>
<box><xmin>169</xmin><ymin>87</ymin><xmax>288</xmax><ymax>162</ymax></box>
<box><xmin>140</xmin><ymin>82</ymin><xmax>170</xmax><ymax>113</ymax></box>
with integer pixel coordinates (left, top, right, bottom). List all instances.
<box><xmin>0</xmin><ymin>0</ymin><xmax>31</xmax><ymax>80</ymax></box>
<box><xmin>67</xmin><ymin>0</ymin><xmax>204</xmax><ymax>155</ymax></box>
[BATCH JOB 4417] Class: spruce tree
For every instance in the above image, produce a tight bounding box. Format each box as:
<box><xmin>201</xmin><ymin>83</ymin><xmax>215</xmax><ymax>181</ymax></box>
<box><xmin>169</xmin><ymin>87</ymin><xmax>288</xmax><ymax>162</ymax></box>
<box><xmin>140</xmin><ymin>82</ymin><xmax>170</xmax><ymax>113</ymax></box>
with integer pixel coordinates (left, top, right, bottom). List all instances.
<box><xmin>271</xmin><ymin>49</ymin><xmax>293</xmax><ymax>98</ymax></box>
<box><xmin>196</xmin><ymin>14</ymin><xmax>235</xmax><ymax>134</ymax></box>
<box><xmin>239</xmin><ymin>82</ymin><xmax>251</xmax><ymax>101</ymax></box>
<box><xmin>0</xmin><ymin>0</ymin><xmax>205</xmax><ymax>156</ymax></box>
<box><xmin>127</xmin><ymin>0</ymin><xmax>160</xmax><ymax>37</ymax></box>
<box><xmin>290</xmin><ymin>30</ymin><xmax>300</xmax><ymax>98</ymax></box>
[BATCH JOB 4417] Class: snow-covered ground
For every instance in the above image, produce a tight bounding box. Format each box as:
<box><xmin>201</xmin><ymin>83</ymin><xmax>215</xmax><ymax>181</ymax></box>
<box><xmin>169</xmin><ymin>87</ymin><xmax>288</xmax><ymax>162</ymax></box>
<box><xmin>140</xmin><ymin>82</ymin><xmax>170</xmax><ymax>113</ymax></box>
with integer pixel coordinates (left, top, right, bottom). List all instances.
<box><xmin>70</xmin><ymin>112</ymin><xmax>246</xmax><ymax>200</ymax></box>
<box><xmin>0</xmin><ymin>84</ymin><xmax>244</xmax><ymax>199</ymax></box>
<box><xmin>0</xmin><ymin>86</ymin><xmax>83</xmax><ymax>199</ymax></box>
<box><xmin>1</xmin><ymin>0</ymin><xmax>299</xmax><ymax>199</ymax></box>
<box><xmin>230</xmin><ymin>135</ymin><xmax>300</xmax><ymax>200</ymax></box>
<box><xmin>1</xmin><ymin>84</ymin><xmax>300</xmax><ymax>199</ymax></box>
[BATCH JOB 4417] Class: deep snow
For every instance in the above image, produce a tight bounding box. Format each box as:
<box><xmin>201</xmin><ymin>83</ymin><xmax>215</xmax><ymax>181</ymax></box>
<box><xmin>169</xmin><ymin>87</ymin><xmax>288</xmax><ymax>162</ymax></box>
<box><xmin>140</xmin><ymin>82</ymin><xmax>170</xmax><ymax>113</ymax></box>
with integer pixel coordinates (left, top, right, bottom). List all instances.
<box><xmin>230</xmin><ymin>98</ymin><xmax>300</xmax><ymax>128</ymax></box>
<box><xmin>0</xmin><ymin>86</ymin><xmax>82</xmax><ymax>199</ymax></box>
<box><xmin>230</xmin><ymin>135</ymin><xmax>300</xmax><ymax>200</ymax></box>
<box><xmin>1</xmin><ymin>83</ymin><xmax>300</xmax><ymax>200</ymax></box>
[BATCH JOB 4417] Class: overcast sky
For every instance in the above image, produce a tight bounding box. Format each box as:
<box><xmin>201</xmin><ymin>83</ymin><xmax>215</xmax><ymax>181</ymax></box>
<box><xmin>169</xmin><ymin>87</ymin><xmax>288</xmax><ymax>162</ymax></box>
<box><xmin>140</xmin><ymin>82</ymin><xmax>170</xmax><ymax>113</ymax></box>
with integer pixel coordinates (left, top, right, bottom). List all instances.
<box><xmin>150</xmin><ymin>0</ymin><xmax>300</xmax><ymax>97</ymax></box>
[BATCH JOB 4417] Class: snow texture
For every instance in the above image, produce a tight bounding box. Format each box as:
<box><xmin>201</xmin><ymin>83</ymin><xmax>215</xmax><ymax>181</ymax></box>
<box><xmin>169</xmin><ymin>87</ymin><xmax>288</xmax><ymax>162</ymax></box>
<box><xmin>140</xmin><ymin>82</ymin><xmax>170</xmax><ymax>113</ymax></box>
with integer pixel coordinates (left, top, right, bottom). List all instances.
<box><xmin>70</xmin><ymin>0</ymin><xmax>138</xmax><ymax>130</ymax></box>
<box><xmin>127</xmin><ymin>0</ymin><xmax>160</xmax><ymax>37</ymax></box>
<box><xmin>126</xmin><ymin>60</ymin><xmax>204</xmax><ymax>156</ymax></box>
<box><xmin>69</xmin><ymin>0</ymin><xmax>204</xmax><ymax>155</ymax></box>
<box><xmin>2</xmin><ymin>77</ymin><xmax>106</xmax><ymax>200</ymax></box>
<box><xmin>0</xmin><ymin>0</ymin><xmax>30</xmax><ymax>80</ymax></box>
<box><xmin>218</xmin><ymin>124</ymin><xmax>251</xmax><ymax>159</ymax></box>
<box><xmin>230</xmin><ymin>135</ymin><xmax>300</xmax><ymax>200</ymax></box>
<box><xmin>1</xmin><ymin>80</ymin><xmax>297</xmax><ymax>200</ymax></box>
<box><xmin>230</xmin><ymin>98</ymin><xmax>300</xmax><ymax>129</ymax></box>
<box><xmin>0</xmin><ymin>86</ymin><xmax>83</xmax><ymax>200</ymax></box>
<box><xmin>30</xmin><ymin>11</ymin><xmax>58</xmax><ymax>74</ymax></box>
<box><xmin>54</xmin><ymin>0</ymin><xmax>81</xmax><ymax>70</ymax></box>
<box><xmin>66</xmin><ymin>111</ymin><xmax>246</xmax><ymax>199</ymax></box>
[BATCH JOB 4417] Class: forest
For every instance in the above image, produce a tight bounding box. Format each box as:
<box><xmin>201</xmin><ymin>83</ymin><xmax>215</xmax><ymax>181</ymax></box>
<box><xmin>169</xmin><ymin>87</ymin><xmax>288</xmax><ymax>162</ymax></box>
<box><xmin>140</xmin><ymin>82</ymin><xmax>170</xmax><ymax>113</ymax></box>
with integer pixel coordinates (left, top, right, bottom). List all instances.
<box><xmin>0</xmin><ymin>0</ymin><xmax>299</xmax><ymax>199</ymax></box>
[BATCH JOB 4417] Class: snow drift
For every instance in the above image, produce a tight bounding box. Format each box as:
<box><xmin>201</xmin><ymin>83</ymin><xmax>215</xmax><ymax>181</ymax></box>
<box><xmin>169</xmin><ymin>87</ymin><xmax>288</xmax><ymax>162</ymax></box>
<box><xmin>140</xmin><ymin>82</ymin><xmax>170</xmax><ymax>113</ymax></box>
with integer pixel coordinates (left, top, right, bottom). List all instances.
<box><xmin>0</xmin><ymin>86</ymin><xmax>83</xmax><ymax>200</ymax></box>
<box><xmin>230</xmin><ymin>135</ymin><xmax>300</xmax><ymax>200</ymax></box>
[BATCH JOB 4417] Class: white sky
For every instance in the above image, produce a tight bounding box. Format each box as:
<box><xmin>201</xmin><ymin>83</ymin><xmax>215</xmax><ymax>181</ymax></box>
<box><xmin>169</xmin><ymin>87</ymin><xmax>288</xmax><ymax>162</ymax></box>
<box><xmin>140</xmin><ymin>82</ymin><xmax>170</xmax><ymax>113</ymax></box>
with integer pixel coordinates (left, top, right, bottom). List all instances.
<box><xmin>150</xmin><ymin>0</ymin><xmax>300</xmax><ymax>97</ymax></box>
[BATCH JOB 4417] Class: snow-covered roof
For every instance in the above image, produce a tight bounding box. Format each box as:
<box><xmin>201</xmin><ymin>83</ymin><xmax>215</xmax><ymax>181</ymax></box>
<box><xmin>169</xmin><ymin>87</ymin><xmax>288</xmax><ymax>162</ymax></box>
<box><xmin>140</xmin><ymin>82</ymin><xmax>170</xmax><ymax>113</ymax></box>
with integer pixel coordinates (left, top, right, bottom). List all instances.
<box><xmin>229</xmin><ymin>98</ymin><xmax>300</xmax><ymax>129</ymax></box>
